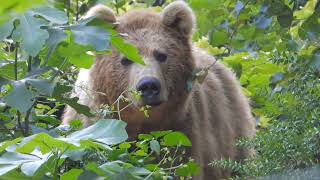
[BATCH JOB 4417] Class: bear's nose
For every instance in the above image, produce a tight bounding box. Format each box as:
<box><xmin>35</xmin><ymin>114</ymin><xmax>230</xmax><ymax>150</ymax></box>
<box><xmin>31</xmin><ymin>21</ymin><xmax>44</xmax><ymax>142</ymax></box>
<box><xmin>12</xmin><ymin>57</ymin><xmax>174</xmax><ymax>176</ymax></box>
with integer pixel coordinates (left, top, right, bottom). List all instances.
<box><xmin>136</xmin><ymin>77</ymin><xmax>161</xmax><ymax>106</ymax></box>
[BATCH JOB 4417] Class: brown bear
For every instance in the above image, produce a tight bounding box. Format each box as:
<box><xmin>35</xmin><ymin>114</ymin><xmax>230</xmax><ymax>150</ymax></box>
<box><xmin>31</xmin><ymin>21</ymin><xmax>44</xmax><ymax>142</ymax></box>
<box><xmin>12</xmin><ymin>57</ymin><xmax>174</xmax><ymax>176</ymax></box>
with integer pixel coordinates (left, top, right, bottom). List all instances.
<box><xmin>62</xmin><ymin>1</ymin><xmax>256</xmax><ymax>179</ymax></box>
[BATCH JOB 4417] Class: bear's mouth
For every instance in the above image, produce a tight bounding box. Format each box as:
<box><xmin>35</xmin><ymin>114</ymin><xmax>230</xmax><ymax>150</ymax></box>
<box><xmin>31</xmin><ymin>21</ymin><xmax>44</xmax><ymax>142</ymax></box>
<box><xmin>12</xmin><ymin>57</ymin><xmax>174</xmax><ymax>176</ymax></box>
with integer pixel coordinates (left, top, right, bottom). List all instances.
<box><xmin>142</xmin><ymin>99</ymin><xmax>162</xmax><ymax>107</ymax></box>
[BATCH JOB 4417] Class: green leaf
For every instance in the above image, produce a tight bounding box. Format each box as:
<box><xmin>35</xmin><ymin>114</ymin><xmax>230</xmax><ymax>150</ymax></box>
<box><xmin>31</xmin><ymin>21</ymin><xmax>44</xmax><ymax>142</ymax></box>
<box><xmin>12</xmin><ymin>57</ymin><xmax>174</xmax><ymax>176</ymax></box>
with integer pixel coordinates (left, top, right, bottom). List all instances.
<box><xmin>210</xmin><ymin>30</ymin><xmax>229</xmax><ymax>46</ymax></box>
<box><xmin>64</xmin><ymin>119</ymin><xmax>128</xmax><ymax>146</ymax></box>
<box><xmin>0</xmin><ymin>20</ymin><xmax>14</xmax><ymax>41</ymax></box>
<box><xmin>26</xmin><ymin>79</ymin><xmax>55</xmax><ymax>96</ymax></box>
<box><xmin>0</xmin><ymin>138</ymin><xmax>23</xmax><ymax>153</ymax></box>
<box><xmin>163</xmin><ymin>132</ymin><xmax>192</xmax><ymax>147</ymax></box>
<box><xmin>86</xmin><ymin>162</ymin><xmax>106</xmax><ymax>177</ymax></box>
<box><xmin>45</xmin><ymin>28</ymin><xmax>68</xmax><ymax>64</ymax></box>
<box><xmin>3</xmin><ymin>81</ymin><xmax>36</xmax><ymax>113</ymax></box>
<box><xmin>175</xmin><ymin>161</ymin><xmax>200</xmax><ymax>177</ymax></box>
<box><xmin>294</xmin><ymin>0</ymin><xmax>318</xmax><ymax>20</ymax></box>
<box><xmin>32</xmin><ymin>7</ymin><xmax>68</xmax><ymax>24</ymax></box>
<box><xmin>57</xmin><ymin>43</ymin><xmax>94</xmax><ymax>68</ymax></box>
<box><xmin>0</xmin><ymin>164</ymin><xmax>19</xmax><ymax>177</ymax></box>
<box><xmin>63</xmin><ymin>149</ymin><xmax>87</xmax><ymax>161</ymax></box>
<box><xmin>0</xmin><ymin>170</ymin><xmax>31</xmax><ymax>180</ymax></box>
<box><xmin>150</xmin><ymin>140</ymin><xmax>160</xmax><ymax>155</ymax></box>
<box><xmin>69</xmin><ymin>119</ymin><xmax>83</xmax><ymax>130</ymax></box>
<box><xmin>52</xmin><ymin>83</ymin><xmax>94</xmax><ymax>117</ymax></box>
<box><xmin>19</xmin><ymin>12</ymin><xmax>49</xmax><ymax>56</ymax></box>
<box><xmin>99</xmin><ymin>161</ymin><xmax>123</xmax><ymax>175</ymax></box>
<box><xmin>0</xmin><ymin>149</ymin><xmax>51</xmax><ymax>176</ymax></box>
<box><xmin>150</xmin><ymin>130</ymin><xmax>172</xmax><ymax>138</ymax></box>
<box><xmin>16</xmin><ymin>133</ymin><xmax>77</xmax><ymax>154</ymax></box>
<box><xmin>61</xmin><ymin>169</ymin><xmax>83</xmax><ymax>180</ymax></box>
<box><xmin>78</xmin><ymin>170</ymin><xmax>104</xmax><ymax>180</ymax></box>
<box><xmin>71</xmin><ymin>25</ymin><xmax>110</xmax><ymax>51</ymax></box>
<box><xmin>128</xmin><ymin>167</ymin><xmax>151</xmax><ymax>176</ymax></box>
<box><xmin>111</xmin><ymin>36</ymin><xmax>144</xmax><ymax>65</ymax></box>
<box><xmin>119</xmin><ymin>142</ymin><xmax>131</xmax><ymax>149</ymax></box>
<box><xmin>0</xmin><ymin>61</ymin><xmax>27</xmax><ymax>80</ymax></box>
<box><xmin>138</xmin><ymin>134</ymin><xmax>153</xmax><ymax>140</ymax></box>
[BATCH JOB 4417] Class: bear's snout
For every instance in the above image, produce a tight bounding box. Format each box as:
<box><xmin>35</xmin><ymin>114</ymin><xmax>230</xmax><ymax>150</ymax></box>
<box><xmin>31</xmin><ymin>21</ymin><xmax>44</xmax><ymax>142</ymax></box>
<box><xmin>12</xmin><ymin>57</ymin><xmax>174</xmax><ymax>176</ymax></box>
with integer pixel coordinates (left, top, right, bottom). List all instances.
<box><xmin>136</xmin><ymin>77</ymin><xmax>162</xmax><ymax>106</ymax></box>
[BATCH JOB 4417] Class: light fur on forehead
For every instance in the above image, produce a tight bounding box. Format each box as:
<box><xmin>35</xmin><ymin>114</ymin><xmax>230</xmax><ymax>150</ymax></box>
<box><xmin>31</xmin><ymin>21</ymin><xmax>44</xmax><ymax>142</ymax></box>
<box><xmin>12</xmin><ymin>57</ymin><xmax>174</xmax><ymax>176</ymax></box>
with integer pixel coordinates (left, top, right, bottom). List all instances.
<box><xmin>85</xmin><ymin>4</ymin><xmax>116</xmax><ymax>23</ymax></box>
<box><xmin>162</xmin><ymin>1</ymin><xmax>196</xmax><ymax>36</ymax></box>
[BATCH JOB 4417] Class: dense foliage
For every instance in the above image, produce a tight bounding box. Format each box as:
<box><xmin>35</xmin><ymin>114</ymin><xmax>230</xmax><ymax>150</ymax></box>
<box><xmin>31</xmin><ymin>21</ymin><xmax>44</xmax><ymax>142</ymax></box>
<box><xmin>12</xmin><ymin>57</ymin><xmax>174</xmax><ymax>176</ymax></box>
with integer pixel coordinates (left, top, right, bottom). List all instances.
<box><xmin>189</xmin><ymin>0</ymin><xmax>320</xmax><ymax>178</ymax></box>
<box><xmin>0</xmin><ymin>0</ymin><xmax>319</xmax><ymax>179</ymax></box>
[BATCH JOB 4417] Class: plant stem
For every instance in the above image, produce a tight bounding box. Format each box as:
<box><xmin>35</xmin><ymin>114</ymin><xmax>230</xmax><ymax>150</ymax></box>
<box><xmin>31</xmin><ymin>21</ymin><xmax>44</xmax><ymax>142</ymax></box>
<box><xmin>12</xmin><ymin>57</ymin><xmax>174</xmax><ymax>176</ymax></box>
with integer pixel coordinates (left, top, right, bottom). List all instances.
<box><xmin>67</xmin><ymin>0</ymin><xmax>71</xmax><ymax>23</ymax></box>
<box><xmin>24</xmin><ymin>107</ymin><xmax>32</xmax><ymax>136</ymax></box>
<box><xmin>14</xmin><ymin>43</ymin><xmax>25</xmax><ymax>136</ymax></box>
<box><xmin>17</xmin><ymin>111</ymin><xmax>24</xmax><ymax>136</ymax></box>
<box><xmin>115</xmin><ymin>0</ymin><xmax>119</xmax><ymax>15</ymax></box>
<box><xmin>14</xmin><ymin>43</ymin><xmax>19</xmax><ymax>80</ymax></box>
<box><xmin>28</xmin><ymin>56</ymin><xmax>32</xmax><ymax>72</ymax></box>
<box><xmin>76</xmin><ymin>0</ymin><xmax>79</xmax><ymax>21</ymax></box>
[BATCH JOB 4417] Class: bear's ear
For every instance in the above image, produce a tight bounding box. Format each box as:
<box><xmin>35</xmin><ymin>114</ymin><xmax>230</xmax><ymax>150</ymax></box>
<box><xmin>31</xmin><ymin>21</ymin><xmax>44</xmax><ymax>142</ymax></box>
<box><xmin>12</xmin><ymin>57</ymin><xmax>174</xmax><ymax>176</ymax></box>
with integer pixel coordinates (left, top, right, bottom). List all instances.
<box><xmin>85</xmin><ymin>4</ymin><xmax>116</xmax><ymax>23</ymax></box>
<box><xmin>161</xmin><ymin>1</ymin><xmax>196</xmax><ymax>37</ymax></box>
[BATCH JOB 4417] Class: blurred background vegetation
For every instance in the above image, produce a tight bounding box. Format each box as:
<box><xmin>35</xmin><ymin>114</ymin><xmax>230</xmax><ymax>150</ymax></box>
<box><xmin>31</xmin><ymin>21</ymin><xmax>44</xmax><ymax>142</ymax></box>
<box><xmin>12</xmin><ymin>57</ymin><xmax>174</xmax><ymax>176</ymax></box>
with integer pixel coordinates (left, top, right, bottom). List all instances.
<box><xmin>0</xmin><ymin>0</ymin><xmax>319</xmax><ymax>179</ymax></box>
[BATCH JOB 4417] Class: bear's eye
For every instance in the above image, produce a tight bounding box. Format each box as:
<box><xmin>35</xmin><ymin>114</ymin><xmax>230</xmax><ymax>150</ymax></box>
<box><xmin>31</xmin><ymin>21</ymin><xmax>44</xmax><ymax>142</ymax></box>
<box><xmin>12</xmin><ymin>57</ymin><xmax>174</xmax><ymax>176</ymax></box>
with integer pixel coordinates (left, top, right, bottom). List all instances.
<box><xmin>121</xmin><ymin>57</ymin><xmax>133</xmax><ymax>66</ymax></box>
<box><xmin>153</xmin><ymin>50</ymin><xmax>167</xmax><ymax>63</ymax></box>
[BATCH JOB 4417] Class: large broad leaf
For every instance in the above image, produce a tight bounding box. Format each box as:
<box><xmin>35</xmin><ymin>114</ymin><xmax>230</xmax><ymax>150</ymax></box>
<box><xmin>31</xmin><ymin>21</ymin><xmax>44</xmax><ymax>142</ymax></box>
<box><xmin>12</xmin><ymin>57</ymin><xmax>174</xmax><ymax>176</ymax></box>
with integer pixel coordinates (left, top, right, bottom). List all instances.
<box><xmin>19</xmin><ymin>12</ymin><xmax>49</xmax><ymax>57</ymax></box>
<box><xmin>31</xmin><ymin>7</ymin><xmax>68</xmax><ymax>24</ymax></box>
<box><xmin>3</xmin><ymin>81</ymin><xmax>36</xmax><ymax>113</ymax></box>
<box><xmin>0</xmin><ymin>20</ymin><xmax>14</xmax><ymax>41</ymax></box>
<box><xmin>0</xmin><ymin>138</ymin><xmax>23</xmax><ymax>153</ymax></box>
<box><xmin>45</xmin><ymin>28</ymin><xmax>68</xmax><ymax>64</ymax></box>
<box><xmin>52</xmin><ymin>83</ymin><xmax>94</xmax><ymax>117</ymax></box>
<box><xmin>111</xmin><ymin>35</ymin><xmax>144</xmax><ymax>65</ymax></box>
<box><xmin>71</xmin><ymin>25</ymin><xmax>110</xmax><ymax>51</ymax></box>
<box><xmin>16</xmin><ymin>133</ymin><xmax>77</xmax><ymax>154</ymax></box>
<box><xmin>0</xmin><ymin>149</ymin><xmax>51</xmax><ymax>176</ymax></box>
<box><xmin>26</xmin><ymin>79</ymin><xmax>55</xmax><ymax>96</ymax></box>
<box><xmin>63</xmin><ymin>119</ymin><xmax>128</xmax><ymax>146</ymax></box>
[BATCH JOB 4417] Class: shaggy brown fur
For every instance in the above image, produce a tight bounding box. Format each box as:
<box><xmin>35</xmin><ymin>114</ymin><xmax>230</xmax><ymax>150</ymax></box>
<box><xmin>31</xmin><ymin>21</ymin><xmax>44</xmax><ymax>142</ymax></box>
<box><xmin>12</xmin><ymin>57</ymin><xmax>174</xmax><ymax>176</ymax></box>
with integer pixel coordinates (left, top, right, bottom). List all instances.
<box><xmin>62</xmin><ymin>1</ymin><xmax>255</xmax><ymax>179</ymax></box>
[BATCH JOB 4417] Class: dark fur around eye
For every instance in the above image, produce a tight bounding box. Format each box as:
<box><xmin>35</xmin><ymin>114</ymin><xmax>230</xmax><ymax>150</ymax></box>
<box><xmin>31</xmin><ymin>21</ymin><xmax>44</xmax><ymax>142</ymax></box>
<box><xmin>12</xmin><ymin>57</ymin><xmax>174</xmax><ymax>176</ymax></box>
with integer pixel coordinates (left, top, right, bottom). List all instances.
<box><xmin>121</xmin><ymin>57</ymin><xmax>133</xmax><ymax>66</ymax></box>
<box><xmin>153</xmin><ymin>50</ymin><xmax>167</xmax><ymax>63</ymax></box>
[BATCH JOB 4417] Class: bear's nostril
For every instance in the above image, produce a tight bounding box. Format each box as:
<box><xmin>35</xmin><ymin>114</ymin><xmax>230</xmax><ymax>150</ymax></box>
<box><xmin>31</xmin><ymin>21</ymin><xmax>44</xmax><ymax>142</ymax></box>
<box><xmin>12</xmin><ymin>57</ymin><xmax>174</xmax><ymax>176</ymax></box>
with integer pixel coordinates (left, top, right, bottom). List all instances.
<box><xmin>136</xmin><ymin>77</ymin><xmax>161</xmax><ymax>100</ymax></box>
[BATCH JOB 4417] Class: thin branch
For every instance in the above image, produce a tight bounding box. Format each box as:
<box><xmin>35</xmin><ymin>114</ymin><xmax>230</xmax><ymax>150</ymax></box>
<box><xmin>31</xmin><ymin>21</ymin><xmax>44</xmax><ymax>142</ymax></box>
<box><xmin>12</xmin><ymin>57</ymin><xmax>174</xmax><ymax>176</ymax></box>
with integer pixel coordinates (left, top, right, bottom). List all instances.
<box><xmin>76</xmin><ymin>0</ymin><xmax>79</xmax><ymax>21</ymax></box>
<box><xmin>28</xmin><ymin>56</ymin><xmax>32</xmax><ymax>72</ymax></box>
<box><xmin>14</xmin><ymin>43</ymin><xmax>18</xmax><ymax>80</ymax></box>
<box><xmin>24</xmin><ymin>104</ymin><xmax>34</xmax><ymax>136</ymax></box>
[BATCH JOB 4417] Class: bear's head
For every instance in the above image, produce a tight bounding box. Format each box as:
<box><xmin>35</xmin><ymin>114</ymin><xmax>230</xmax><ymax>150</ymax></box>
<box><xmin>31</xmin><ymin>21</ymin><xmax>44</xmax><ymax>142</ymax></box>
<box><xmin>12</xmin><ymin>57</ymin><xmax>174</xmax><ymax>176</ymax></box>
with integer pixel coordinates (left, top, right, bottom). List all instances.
<box><xmin>90</xmin><ymin>1</ymin><xmax>196</xmax><ymax>120</ymax></box>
